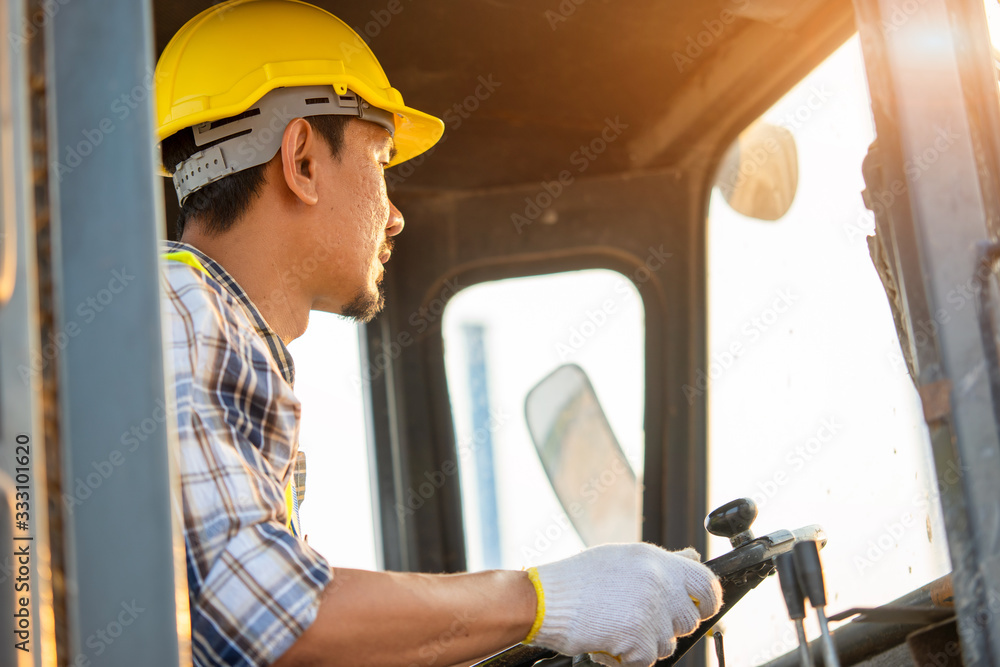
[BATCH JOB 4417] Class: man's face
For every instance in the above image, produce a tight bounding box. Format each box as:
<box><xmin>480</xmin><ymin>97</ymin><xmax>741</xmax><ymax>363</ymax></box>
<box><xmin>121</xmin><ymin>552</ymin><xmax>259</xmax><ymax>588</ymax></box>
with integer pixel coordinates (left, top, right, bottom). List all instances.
<box><xmin>307</xmin><ymin>118</ymin><xmax>403</xmax><ymax>322</ymax></box>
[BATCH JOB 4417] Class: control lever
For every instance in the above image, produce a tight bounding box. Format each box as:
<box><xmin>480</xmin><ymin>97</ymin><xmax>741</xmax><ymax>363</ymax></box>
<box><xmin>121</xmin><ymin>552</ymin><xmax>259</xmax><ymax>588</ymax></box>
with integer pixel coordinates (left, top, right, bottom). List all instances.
<box><xmin>659</xmin><ymin>499</ymin><xmax>824</xmax><ymax>667</ymax></box>
<box><xmin>710</xmin><ymin>628</ymin><xmax>726</xmax><ymax>667</ymax></box>
<box><xmin>705</xmin><ymin>497</ymin><xmax>758</xmax><ymax>547</ymax></box>
<box><xmin>793</xmin><ymin>540</ymin><xmax>841</xmax><ymax>667</ymax></box>
<box><xmin>471</xmin><ymin>499</ymin><xmax>826</xmax><ymax>667</ymax></box>
<box><xmin>775</xmin><ymin>552</ymin><xmax>814</xmax><ymax>667</ymax></box>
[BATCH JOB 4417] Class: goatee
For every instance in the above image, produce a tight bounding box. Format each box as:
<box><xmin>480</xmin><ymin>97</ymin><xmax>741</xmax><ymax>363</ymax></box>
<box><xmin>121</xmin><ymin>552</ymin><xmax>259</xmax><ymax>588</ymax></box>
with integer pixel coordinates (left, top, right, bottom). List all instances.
<box><xmin>342</xmin><ymin>238</ymin><xmax>393</xmax><ymax>323</ymax></box>
<box><xmin>341</xmin><ymin>279</ymin><xmax>386</xmax><ymax>323</ymax></box>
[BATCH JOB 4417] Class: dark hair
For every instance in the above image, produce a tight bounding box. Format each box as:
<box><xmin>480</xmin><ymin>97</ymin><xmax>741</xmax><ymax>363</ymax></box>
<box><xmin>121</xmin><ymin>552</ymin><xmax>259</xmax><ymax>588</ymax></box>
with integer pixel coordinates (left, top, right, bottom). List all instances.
<box><xmin>161</xmin><ymin>114</ymin><xmax>350</xmax><ymax>238</ymax></box>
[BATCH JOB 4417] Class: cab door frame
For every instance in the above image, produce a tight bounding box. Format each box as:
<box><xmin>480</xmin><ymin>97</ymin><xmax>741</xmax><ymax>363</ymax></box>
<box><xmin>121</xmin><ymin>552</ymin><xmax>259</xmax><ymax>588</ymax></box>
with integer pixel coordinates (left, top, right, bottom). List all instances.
<box><xmin>853</xmin><ymin>0</ymin><xmax>1000</xmax><ymax>662</ymax></box>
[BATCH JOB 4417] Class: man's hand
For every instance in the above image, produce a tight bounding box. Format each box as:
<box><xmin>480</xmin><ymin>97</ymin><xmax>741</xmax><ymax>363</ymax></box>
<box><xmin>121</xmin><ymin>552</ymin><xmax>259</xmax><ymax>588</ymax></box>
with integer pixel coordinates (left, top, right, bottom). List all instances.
<box><xmin>526</xmin><ymin>543</ymin><xmax>723</xmax><ymax>667</ymax></box>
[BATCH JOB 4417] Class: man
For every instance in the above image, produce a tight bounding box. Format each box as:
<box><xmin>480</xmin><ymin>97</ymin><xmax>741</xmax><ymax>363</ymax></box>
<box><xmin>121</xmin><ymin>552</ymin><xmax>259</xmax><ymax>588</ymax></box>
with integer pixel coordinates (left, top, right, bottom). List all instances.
<box><xmin>156</xmin><ymin>1</ymin><xmax>723</xmax><ymax>666</ymax></box>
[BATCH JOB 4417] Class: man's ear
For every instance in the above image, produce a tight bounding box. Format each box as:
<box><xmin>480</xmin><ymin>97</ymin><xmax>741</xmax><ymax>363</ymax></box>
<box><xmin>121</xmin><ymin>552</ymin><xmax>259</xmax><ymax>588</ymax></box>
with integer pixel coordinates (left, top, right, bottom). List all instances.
<box><xmin>280</xmin><ymin>118</ymin><xmax>320</xmax><ymax>206</ymax></box>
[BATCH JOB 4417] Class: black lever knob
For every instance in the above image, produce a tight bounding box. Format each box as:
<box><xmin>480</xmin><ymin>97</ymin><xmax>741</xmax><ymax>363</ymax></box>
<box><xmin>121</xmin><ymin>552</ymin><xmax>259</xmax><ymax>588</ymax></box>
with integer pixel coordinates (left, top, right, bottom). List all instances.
<box><xmin>705</xmin><ymin>498</ymin><xmax>758</xmax><ymax>547</ymax></box>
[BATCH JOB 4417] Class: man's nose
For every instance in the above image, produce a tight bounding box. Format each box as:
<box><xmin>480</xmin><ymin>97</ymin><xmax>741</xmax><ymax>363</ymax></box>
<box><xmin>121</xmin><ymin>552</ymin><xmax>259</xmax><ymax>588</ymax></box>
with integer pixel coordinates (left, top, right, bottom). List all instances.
<box><xmin>387</xmin><ymin>199</ymin><xmax>404</xmax><ymax>237</ymax></box>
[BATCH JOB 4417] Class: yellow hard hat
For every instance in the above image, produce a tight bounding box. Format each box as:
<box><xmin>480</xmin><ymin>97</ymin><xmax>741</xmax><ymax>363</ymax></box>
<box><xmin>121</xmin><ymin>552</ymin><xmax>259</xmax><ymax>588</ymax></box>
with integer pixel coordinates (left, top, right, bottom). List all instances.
<box><xmin>155</xmin><ymin>0</ymin><xmax>443</xmax><ymax>170</ymax></box>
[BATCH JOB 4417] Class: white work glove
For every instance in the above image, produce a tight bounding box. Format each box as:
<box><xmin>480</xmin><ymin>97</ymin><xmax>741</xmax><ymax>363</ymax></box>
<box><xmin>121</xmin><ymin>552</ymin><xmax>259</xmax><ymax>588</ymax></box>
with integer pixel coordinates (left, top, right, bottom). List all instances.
<box><xmin>524</xmin><ymin>543</ymin><xmax>722</xmax><ymax>667</ymax></box>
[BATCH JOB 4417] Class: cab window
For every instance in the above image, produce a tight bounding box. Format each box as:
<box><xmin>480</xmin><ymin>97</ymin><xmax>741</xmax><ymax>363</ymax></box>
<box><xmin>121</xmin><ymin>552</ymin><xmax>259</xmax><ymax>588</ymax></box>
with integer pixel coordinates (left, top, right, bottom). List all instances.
<box><xmin>288</xmin><ymin>313</ymin><xmax>379</xmax><ymax>570</ymax></box>
<box><xmin>442</xmin><ymin>270</ymin><xmax>645</xmax><ymax>571</ymax></box>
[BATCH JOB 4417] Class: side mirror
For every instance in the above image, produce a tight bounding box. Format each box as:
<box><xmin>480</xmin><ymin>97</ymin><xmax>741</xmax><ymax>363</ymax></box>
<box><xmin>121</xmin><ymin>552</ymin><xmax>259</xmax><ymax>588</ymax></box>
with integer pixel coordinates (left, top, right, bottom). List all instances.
<box><xmin>524</xmin><ymin>364</ymin><xmax>639</xmax><ymax>547</ymax></box>
<box><xmin>714</xmin><ymin>121</ymin><xmax>799</xmax><ymax>221</ymax></box>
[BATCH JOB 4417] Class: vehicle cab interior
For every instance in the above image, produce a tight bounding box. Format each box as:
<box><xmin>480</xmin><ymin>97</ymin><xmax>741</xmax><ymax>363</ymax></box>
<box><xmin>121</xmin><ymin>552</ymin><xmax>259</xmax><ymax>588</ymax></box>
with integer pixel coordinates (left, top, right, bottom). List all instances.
<box><xmin>2</xmin><ymin>0</ymin><xmax>1000</xmax><ymax>665</ymax></box>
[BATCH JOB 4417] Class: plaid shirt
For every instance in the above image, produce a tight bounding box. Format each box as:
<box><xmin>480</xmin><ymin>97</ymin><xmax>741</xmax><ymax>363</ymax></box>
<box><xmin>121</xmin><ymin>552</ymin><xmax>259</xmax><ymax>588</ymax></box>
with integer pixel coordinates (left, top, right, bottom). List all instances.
<box><xmin>161</xmin><ymin>240</ymin><xmax>332</xmax><ymax>666</ymax></box>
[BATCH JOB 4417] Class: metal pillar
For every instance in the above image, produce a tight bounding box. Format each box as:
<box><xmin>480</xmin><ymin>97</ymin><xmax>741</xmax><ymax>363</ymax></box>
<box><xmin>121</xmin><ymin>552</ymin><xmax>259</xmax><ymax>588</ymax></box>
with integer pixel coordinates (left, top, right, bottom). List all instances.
<box><xmin>854</xmin><ymin>0</ymin><xmax>1000</xmax><ymax>664</ymax></box>
<box><xmin>42</xmin><ymin>0</ymin><xmax>189</xmax><ymax>664</ymax></box>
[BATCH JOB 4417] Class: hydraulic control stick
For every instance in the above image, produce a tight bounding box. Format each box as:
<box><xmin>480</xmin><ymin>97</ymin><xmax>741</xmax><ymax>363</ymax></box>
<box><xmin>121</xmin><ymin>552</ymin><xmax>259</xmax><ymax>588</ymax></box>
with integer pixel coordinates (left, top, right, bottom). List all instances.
<box><xmin>793</xmin><ymin>540</ymin><xmax>841</xmax><ymax>667</ymax></box>
<box><xmin>775</xmin><ymin>552</ymin><xmax>814</xmax><ymax>667</ymax></box>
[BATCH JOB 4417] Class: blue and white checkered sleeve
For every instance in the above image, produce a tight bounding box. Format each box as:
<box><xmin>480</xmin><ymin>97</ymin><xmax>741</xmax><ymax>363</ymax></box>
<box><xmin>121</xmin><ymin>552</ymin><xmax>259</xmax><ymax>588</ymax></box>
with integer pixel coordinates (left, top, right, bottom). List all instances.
<box><xmin>164</xmin><ymin>266</ymin><xmax>333</xmax><ymax>667</ymax></box>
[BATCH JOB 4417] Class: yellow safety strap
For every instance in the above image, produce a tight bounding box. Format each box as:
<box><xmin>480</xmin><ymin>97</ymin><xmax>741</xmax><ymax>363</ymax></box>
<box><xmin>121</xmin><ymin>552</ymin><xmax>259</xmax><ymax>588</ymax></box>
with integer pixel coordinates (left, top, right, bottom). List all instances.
<box><xmin>164</xmin><ymin>250</ymin><xmax>298</xmax><ymax>536</ymax></box>
<box><xmin>284</xmin><ymin>477</ymin><xmax>299</xmax><ymax>536</ymax></box>
<box><xmin>163</xmin><ymin>250</ymin><xmax>208</xmax><ymax>274</ymax></box>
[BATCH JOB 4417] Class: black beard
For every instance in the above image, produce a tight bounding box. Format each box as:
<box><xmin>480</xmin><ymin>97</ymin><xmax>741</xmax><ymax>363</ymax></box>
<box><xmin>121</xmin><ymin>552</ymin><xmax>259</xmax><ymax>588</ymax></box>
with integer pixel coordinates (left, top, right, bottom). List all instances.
<box><xmin>342</xmin><ymin>238</ymin><xmax>393</xmax><ymax>322</ymax></box>
<box><xmin>340</xmin><ymin>279</ymin><xmax>386</xmax><ymax>323</ymax></box>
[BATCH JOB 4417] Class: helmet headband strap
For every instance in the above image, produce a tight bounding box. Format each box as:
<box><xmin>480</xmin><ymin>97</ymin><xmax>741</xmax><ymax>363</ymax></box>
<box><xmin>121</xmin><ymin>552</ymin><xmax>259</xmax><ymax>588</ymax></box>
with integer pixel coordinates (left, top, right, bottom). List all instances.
<box><xmin>171</xmin><ymin>85</ymin><xmax>395</xmax><ymax>204</ymax></box>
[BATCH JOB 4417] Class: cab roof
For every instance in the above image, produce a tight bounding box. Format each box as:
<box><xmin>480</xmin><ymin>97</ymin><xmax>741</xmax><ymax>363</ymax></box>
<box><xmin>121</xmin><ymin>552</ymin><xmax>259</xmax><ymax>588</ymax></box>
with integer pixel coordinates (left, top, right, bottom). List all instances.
<box><xmin>154</xmin><ymin>0</ymin><xmax>855</xmax><ymax>195</ymax></box>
